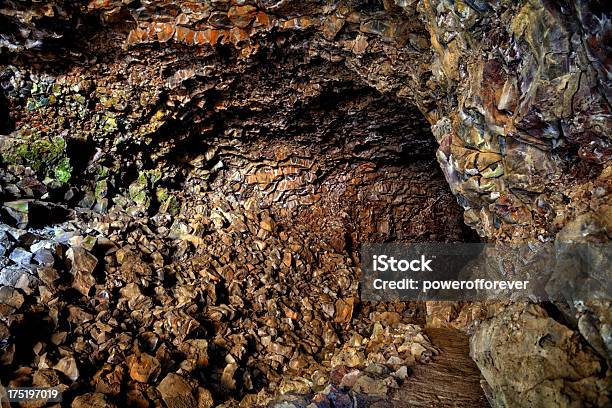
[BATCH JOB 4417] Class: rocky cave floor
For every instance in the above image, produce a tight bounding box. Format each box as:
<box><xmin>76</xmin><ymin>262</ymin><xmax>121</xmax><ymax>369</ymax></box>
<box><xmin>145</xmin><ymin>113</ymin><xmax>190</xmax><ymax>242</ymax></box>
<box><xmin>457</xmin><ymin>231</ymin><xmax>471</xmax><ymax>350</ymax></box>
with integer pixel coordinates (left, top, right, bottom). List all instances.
<box><xmin>0</xmin><ymin>38</ymin><xmax>485</xmax><ymax>408</ymax></box>
<box><xmin>0</xmin><ymin>112</ymin><xmax>484</xmax><ymax>408</ymax></box>
<box><xmin>1</xmin><ymin>0</ymin><xmax>611</xmax><ymax>407</ymax></box>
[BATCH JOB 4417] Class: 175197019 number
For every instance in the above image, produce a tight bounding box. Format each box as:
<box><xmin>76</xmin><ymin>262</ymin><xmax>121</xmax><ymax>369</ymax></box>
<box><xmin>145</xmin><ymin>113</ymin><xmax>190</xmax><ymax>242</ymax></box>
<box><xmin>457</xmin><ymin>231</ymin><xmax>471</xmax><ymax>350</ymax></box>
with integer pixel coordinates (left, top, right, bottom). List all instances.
<box><xmin>4</xmin><ymin>387</ymin><xmax>62</xmax><ymax>402</ymax></box>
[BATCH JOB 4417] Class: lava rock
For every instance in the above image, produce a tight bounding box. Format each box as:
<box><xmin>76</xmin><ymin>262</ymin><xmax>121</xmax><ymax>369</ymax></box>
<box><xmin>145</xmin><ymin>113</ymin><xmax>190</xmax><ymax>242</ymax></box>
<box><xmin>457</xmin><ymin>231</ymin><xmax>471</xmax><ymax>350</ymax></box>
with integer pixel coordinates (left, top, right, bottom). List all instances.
<box><xmin>157</xmin><ymin>373</ymin><xmax>196</xmax><ymax>408</ymax></box>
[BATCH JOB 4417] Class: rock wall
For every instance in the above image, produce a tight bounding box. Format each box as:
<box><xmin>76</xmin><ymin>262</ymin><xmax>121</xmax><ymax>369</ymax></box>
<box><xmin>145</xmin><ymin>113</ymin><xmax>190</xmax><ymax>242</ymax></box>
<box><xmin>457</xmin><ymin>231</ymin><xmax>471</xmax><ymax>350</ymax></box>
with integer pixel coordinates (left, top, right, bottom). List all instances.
<box><xmin>416</xmin><ymin>2</ymin><xmax>611</xmax><ymax>406</ymax></box>
<box><xmin>2</xmin><ymin>0</ymin><xmax>608</xmax><ymax>239</ymax></box>
<box><xmin>0</xmin><ymin>0</ymin><xmax>610</xmax><ymax>407</ymax></box>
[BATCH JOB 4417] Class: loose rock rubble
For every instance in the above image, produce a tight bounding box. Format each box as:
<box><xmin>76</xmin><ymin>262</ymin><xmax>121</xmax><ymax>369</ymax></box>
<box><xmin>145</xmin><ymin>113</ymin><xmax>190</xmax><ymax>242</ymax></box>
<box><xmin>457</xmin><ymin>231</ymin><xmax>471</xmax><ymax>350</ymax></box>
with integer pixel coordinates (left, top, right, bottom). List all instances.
<box><xmin>0</xmin><ymin>0</ymin><xmax>610</xmax><ymax>407</ymax></box>
<box><xmin>0</xmin><ymin>153</ymin><xmax>464</xmax><ymax>406</ymax></box>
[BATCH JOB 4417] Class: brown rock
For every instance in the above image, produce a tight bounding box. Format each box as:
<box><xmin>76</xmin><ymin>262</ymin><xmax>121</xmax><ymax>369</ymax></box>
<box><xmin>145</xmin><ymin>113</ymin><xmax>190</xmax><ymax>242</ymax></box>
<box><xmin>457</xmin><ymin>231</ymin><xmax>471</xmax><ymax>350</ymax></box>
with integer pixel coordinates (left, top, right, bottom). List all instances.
<box><xmin>352</xmin><ymin>373</ymin><xmax>396</xmax><ymax>396</ymax></box>
<box><xmin>71</xmin><ymin>392</ymin><xmax>116</xmax><ymax>408</ymax></box>
<box><xmin>282</xmin><ymin>251</ymin><xmax>292</xmax><ymax>268</ymax></box>
<box><xmin>67</xmin><ymin>247</ymin><xmax>98</xmax><ymax>296</ymax></box>
<box><xmin>471</xmin><ymin>304</ymin><xmax>607</xmax><ymax>407</ymax></box>
<box><xmin>334</xmin><ymin>297</ymin><xmax>355</xmax><ymax>324</ymax></box>
<box><xmin>227</xmin><ymin>5</ymin><xmax>257</xmax><ymax>29</ymax></box>
<box><xmin>54</xmin><ymin>355</ymin><xmax>79</xmax><ymax>381</ymax></box>
<box><xmin>197</xmin><ymin>387</ymin><xmax>214</xmax><ymax>408</ymax></box>
<box><xmin>126</xmin><ymin>390</ymin><xmax>149</xmax><ymax>408</ymax></box>
<box><xmin>0</xmin><ymin>286</ymin><xmax>24</xmax><ymax>308</ymax></box>
<box><xmin>67</xmin><ymin>247</ymin><xmax>98</xmax><ymax>275</ymax></box>
<box><xmin>32</xmin><ymin>369</ymin><xmax>61</xmax><ymax>387</ymax></box>
<box><xmin>1</xmin><ymin>1</ymin><xmax>609</xmax><ymax>407</ymax></box>
<box><xmin>72</xmin><ymin>271</ymin><xmax>96</xmax><ymax>296</ymax></box>
<box><xmin>260</xmin><ymin>216</ymin><xmax>275</xmax><ymax>232</ymax></box>
<box><xmin>128</xmin><ymin>353</ymin><xmax>160</xmax><ymax>383</ymax></box>
<box><xmin>157</xmin><ymin>373</ymin><xmax>196</xmax><ymax>408</ymax></box>
<box><xmin>221</xmin><ymin>363</ymin><xmax>238</xmax><ymax>390</ymax></box>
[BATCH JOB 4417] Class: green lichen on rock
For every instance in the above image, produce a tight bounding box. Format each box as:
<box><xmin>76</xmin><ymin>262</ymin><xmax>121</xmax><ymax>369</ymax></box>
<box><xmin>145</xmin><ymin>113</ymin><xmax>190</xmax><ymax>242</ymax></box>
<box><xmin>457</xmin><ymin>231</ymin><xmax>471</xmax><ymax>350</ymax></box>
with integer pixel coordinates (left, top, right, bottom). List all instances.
<box><xmin>94</xmin><ymin>113</ymin><xmax>119</xmax><ymax>134</ymax></box>
<box><xmin>54</xmin><ymin>157</ymin><xmax>72</xmax><ymax>183</ymax></box>
<box><xmin>95</xmin><ymin>179</ymin><xmax>108</xmax><ymax>200</ymax></box>
<box><xmin>156</xmin><ymin>187</ymin><xmax>180</xmax><ymax>215</ymax></box>
<box><xmin>12</xmin><ymin>135</ymin><xmax>64</xmax><ymax>169</ymax></box>
<box><xmin>97</xmin><ymin>165</ymin><xmax>110</xmax><ymax>178</ymax></box>
<box><xmin>1</xmin><ymin>134</ymin><xmax>72</xmax><ymax>183</ymax></box>
<box><xmin>147</xmin><ymin>169</ymin><xmax>162</xmax><ymax>187</ymax></box>
<box><xmin>128</xmin><ymin>172</ymin><xmax>151</xmax><ymax>209</ymax></box>
<box><xmin>126</xmin><ymin>169</ymin><xmax>171</xmax><ymax>212</ymax></box>
<box><xmin>103</xmin><ymin>116</ymin><xmax>118</xmax><ymax>132</ymax></box>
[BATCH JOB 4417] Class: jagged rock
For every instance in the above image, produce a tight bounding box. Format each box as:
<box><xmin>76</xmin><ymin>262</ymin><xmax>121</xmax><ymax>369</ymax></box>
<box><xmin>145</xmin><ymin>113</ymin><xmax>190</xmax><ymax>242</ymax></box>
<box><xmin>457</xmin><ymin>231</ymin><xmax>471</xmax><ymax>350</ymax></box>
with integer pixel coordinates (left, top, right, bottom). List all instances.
<box><xmin>128</xmin><ymin>353</ymin><xmax>160</xmax><ymax>383</ymax></box>
<box><xmin>36</xmin><ymin>266</ymin><xmax>60</xmax><ymax>288</ymax></box>
<box><xmin>0</xmin><ymin>286</ymin><xmax>24</xmax><ymax>308</ymax></box>
<box><xmin>0</xmin><ymin>0</ymin><xmax>609</xmax><ymax>407</ymax></box>
<box><xmin>66</xmin><ymin>247</ymin><xmax>97</xmax><ymax>275</ymax></box>
<box><xmin>32</xmin><ymin>368</ymin><xmax>62</xmax><ymax>388</ymax></box>
<box><xmin>71</xmin><ymin>393</ymin><xmax>116</xmax><ymax>408</ymax></box>
<box><xmin>2</xmin><ymin>201</ymin><xmax>30</xmax><ymax>228</ymax></box>
<box><xmin>352</xmin><ymin>373</ymin><xmax>397</xmax><ymax>396</ymax></box>
<box><xmin>0</xmin><ymin>264</ymin><xmax>38</xmax><ymax>293</ymax></box>
<box><xmin>8</xmin><ymin>247</ymin><xmax>32</xmax><ymax>265</ymax></box>
<box><xmin>221</xmin><ymin>362</ymin><xmax>238</xmax><ymax>390</ymax></box>
<box><xmin>0</xmin><ymin>230</ymin><xmax>9</xmax><ymax>257</ymax></box>
<box><xmin>32</xmin><ymin>248</ymin><xmax>55</xmax><ymax>266</ymax></box>
<box><xmin>470</xmin><ymin>303</ymin><xmax>609</xmax><ymax>408</ymax></box>
<box><xmin>66</xmin><ymin>247</ymin><xmax>97</xmax><ymax>296</ymax></box>
<box><xmin>54</xmin><ymin>354</ymin><xmax>79</xmax><ymax>381</ymax></box>
<box><xmin>157</xmin><ymin>373</ymin><xmax>196</xmax><ymax>408</ymax></box>
<box><xmin>196</xmin><ymin>387</ymin><xmax>214</xmax><ymax>408</ymax></box>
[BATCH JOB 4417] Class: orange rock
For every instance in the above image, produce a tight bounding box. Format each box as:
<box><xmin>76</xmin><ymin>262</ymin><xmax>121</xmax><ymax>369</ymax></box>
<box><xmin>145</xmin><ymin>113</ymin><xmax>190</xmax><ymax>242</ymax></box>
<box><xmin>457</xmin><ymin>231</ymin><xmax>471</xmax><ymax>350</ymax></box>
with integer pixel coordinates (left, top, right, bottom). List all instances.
<box><xmin>146</xmin><ymin>23</ymin><xmax>157</xmax><ymax>42</ymax></box>
<box><xmin>229</xmin><ymin>27</ymin><xmax>250</xmax><ymax>46</ymax></box>
<box><xmin>137</xmin><ymin>26</ymin><xmax>148</xmax><ymax>42</ymax></box>
<box><xmin>334</xmin><ymin>298</ymin><xmax>355</xmax><ymax>324</ymax></box>
<box><xmin>157</xmin><ymin>23</ymin><xmax>175</xmax><ymax>43</ymax></box>
<box><xmin>253</xmin><ymin>11</ymin><xmax>271</xmax><ymax>29</ymax></box>
<box><xmin>228</xmin><ymin>5</ymin><xmax>257</xmax><ymax>29</ymax></box>
<box><xmin>217</xmin><ymin>29</ymin><xmax>228</xmax><ymax>44</ymax></box>
<box><xmin>202</xmin><ymin>29</ymin><xmax>220</xmax><ymax>45</ymax></box>
<box><xmin>284</xmin><ymin>306</ymin><xmax>299</xmax><ymax>320</ymax></box>
<box><xmin>282</xmin><ymin>17</ymin><xmax>316</xmax><ymax>30</ymax></box>
<box><xmin>299</xmin><ymin>16</ymin><xmax>316</xmax><ymax>28</ymax></box>
<box><xmin>174</xmin><ymin>26</ymin><xmax>190</xmax><ymax>43</ymax></box>
<box><xmin>88</xmin><ymin>0</ymin><xmax>113</xmax><ymax>10</ymax></box>
<box><xmin>282</xmin><ymin>18</ymin><xmax>298</xmax><ymax>29</ymax></box>
<box><xmin>126</xmin><ymin>29</ymin><xmax>142</xmax><ymax>45</ymax></box>
<box><xmin>128</xmin><ymin>353</ymin><xmax>160</xmax><ymax>383</ymax></box>
<box><xmin>175</xmin><ymin>13</ymin><xmax>189</xmax><ymax>25</ymax></box>
<box><xmin>195</xmin><ymin>30</ymin><xmax>207</xmax><ymax>45</ymax></box>
<box><xmin>322</xmin><ymin>15</ymin><xmax>345</xmax><ymax>39</ymax></box>
<box><xmin>184</xmin><ymin>28</ymin><xmax>196</xmax><ymax>45</ymax></box>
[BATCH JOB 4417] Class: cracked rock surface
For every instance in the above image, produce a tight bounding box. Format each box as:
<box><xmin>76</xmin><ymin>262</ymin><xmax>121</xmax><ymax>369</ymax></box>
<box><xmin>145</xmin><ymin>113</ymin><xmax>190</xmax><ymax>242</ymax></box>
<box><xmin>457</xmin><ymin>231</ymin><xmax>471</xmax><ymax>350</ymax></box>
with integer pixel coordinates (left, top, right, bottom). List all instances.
<box><xmin>0</xmin><ymin>0</ymin><xmax>610</xmax><ymax>407</ymax></box>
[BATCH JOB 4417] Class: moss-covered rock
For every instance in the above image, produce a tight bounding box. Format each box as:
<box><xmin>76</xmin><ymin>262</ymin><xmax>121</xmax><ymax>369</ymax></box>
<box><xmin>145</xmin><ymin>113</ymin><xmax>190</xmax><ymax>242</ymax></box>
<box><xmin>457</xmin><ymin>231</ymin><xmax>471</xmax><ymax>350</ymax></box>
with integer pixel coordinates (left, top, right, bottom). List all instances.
<box><xmin>156</xmin><ymin>188</ymin><xmax>180</xmax><ymax>215</ymax></box>
<box><xmin>1</xmin><ymin>134</ymin><xmax>72</xmax><ymax>183</ymax></box>
<box><xmin>54</xmin><ymin>157</ymin><xmax>72</xmax><ymax>183</ymax></box>
<box><xmin>128</xmin><ymin>172</ymin><xmax>151</xmax><ymax>209</ymax></box>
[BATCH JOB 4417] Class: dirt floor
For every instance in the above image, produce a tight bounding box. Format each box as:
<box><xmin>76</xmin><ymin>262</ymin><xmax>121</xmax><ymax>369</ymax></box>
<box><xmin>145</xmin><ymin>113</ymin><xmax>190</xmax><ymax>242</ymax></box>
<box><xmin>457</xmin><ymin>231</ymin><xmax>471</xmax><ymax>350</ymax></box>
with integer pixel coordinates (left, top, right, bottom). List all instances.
<box><xmin>393</xmin><ymin>328</ymin><xmax>490</xmax><ymax>407</ymax></box>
